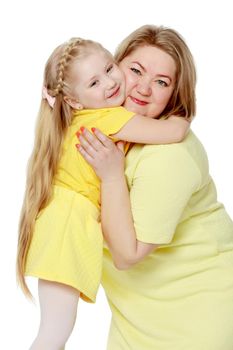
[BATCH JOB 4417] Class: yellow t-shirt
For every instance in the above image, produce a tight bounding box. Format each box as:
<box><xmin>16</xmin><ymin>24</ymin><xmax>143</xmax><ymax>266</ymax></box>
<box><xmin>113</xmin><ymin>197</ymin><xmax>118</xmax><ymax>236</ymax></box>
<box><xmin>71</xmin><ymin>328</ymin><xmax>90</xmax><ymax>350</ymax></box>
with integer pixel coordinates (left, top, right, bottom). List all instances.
<box><xmin>54</xmin><ymin>107</ymin><xmax>134</xmax><ymax>208</ymax></box>
<box><xmin>102</xmin><ymin>131</ymin><xmax>233</xmax><ymax>349</ymax></box>
<box><xmin>25</xmin><ymin>106</ymin><xmax>134</xmax><ymax>303</ymax></box>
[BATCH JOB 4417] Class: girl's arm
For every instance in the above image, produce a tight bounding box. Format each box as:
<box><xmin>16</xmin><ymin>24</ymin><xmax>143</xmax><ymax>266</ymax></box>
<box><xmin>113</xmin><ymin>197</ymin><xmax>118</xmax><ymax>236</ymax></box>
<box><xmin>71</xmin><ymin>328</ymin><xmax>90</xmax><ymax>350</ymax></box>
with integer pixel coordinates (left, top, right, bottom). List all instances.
<box><xmin>112</xmin><ymin>114</ymin><xmax>190</xmax><ymax>144</ymax></box>
<box><xmin>76</xmin><ymin>128</ymin><xmax>158</xmax><ymax>269</ymax></box>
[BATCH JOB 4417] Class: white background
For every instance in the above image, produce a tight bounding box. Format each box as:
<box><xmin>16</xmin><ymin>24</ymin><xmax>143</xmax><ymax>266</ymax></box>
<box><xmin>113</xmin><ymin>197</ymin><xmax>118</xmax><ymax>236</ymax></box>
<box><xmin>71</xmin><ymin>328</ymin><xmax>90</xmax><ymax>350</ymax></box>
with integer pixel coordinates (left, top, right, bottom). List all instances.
<box><xmin>0</xmin><ymin>0</ymin><xmax>232</xmax><ymax>349</ymax></box>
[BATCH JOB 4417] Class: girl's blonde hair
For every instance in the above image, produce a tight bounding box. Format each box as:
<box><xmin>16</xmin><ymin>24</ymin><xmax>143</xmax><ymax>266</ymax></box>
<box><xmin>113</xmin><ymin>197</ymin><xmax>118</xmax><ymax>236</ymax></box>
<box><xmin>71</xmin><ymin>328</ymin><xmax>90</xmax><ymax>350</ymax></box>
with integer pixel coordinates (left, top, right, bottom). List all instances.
<box><xmin>17</xmin><ymin>37</ymin><xmax>105</xmax><ymax>297</ymax></box>
<box><xmin>115</xmin><ymin>25</ymin><xmax>196</xmax><ymax>120</ymax></box>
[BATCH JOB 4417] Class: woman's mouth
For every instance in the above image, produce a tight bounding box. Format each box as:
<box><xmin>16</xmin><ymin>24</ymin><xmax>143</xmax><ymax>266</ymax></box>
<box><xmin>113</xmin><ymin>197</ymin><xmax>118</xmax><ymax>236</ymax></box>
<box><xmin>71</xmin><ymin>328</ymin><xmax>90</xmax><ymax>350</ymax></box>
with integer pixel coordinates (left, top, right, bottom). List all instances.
<box><xmin>129</xmin><ymin>96</ymin><xmax>148</xmax><ymax>106</ymax></box>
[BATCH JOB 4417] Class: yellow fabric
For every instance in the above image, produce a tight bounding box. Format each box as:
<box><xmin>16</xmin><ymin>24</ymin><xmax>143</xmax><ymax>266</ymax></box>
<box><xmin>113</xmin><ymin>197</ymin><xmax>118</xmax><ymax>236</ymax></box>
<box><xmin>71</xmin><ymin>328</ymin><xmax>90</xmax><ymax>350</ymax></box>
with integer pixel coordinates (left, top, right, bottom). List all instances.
<box><xmin>25</xmin><ymin>107</ymin><xmax>134</xmax><ymax>302</ymax></box>
<box><xmin>54</xmin><ymin>107</ymin><xmax>134</xmax><ymax>209</ymax></box>
<box><xmin>25</xmin><ymin>186</ymin><xmax>102</xmax><ymax>302</ymax></box>
<box><xmin>102</xmin><ymin>131</ymin><xmax>233</xmax><ymax>348</ymax></box>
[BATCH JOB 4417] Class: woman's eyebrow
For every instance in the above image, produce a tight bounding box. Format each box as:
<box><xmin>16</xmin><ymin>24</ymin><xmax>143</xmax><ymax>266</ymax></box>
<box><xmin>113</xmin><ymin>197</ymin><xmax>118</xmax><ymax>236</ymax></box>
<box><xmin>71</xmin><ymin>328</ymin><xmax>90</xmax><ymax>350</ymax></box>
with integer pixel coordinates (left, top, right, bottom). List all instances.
<box><xmin>132</xmin><ymin>61</ymin><xmax>172</xmax><ymax>82</ymax></box>
<box><xmin>132</xmin><ymin>61</ymin><xmax>145</xmax><ymax>71</ymax></box>
<box><xmin>158</xmin><ymin>74</ymin><xmax>172</xmax><ymax>82</ymax></box>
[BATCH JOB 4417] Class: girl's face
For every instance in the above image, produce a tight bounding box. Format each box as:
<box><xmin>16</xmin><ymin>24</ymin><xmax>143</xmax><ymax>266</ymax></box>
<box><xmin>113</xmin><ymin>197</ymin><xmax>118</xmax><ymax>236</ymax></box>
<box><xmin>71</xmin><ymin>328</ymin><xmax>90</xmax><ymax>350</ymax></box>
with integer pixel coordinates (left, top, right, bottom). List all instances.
<box><xmin>72</xmin><ymin>49</ymin><xmax>125</xmax><ymax>109</ymax></box>
<box><xmin>119</xmin><ymin>45</ymin><xmax>176</xmax><ymax>118</ymax></box>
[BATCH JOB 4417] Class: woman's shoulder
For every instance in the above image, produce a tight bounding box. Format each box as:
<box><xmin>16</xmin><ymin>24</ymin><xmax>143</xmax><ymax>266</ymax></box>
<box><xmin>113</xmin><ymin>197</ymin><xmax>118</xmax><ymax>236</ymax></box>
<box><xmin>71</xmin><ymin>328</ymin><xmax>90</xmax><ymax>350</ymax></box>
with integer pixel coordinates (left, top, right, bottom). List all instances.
<box><xmin>139</xmin><ymin>130</ymin><xmax>207</xmax><ymax>156</ymax></box>
<box><xmin>127</xmin><ymin>130</ymin><xmax>209</xmax><ymax>173</ymax></box>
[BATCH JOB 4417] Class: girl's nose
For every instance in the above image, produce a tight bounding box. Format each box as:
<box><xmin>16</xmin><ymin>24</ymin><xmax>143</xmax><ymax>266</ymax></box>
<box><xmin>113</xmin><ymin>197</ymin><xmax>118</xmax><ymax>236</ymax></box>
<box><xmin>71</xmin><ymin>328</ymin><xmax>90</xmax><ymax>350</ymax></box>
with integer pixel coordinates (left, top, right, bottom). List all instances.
<box><xmin>106</xmin><ymin>76</ymin><xmax>117</xmax><ymax>89</ymax></box>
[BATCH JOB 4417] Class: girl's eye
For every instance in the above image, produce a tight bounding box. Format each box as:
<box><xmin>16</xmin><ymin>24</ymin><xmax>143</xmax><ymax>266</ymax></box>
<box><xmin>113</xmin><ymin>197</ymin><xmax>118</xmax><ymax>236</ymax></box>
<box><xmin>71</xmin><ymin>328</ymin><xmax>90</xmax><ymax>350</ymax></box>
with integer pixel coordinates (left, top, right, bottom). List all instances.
<box><xmin>107</xmin><ymin>65</ymin><xmax>113</xmax><ymax>73</ymax></box>
<box><xmin>157</xmin><ymin>80</ymin><xmax>168</xmax><ymax>87</ymax></box>
<box><xmin>130</xmin><ymin>67</ymin><xmax>141</xmax><ymax>75</ymax></box>
<box><xmin>90</xmin><ymin>80</ymin><xmax>98</xmax><ymax>88</ymax></box>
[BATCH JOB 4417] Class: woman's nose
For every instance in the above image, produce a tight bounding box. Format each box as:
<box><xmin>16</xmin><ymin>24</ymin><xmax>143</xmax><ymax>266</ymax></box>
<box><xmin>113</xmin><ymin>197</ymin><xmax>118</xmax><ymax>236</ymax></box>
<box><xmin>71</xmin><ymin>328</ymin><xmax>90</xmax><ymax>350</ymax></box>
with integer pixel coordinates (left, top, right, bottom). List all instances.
<box><xmin>136</xmin><ymin>78</ymin><xmax>152</xmax><ymax>96</ymax></box>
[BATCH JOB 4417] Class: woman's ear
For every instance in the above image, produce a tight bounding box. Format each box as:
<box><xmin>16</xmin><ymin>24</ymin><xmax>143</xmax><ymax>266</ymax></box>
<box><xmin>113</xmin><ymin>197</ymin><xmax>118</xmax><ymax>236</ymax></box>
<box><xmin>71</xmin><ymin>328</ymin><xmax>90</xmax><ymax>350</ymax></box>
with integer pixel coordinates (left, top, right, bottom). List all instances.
<box><xmin>63</xmin><ymin>96</ymin><xmax>83</xmax><ymax>110</ymax></box>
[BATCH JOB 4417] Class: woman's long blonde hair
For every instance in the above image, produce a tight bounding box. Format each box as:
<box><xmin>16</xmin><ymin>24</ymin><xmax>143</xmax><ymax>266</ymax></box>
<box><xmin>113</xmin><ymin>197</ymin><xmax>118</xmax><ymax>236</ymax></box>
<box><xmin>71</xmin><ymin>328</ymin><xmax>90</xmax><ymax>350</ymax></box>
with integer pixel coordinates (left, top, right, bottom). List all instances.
<box><xmin>115</xmin><ymin>25</ymin><xmax>196</xmax><ymax>120</ymax></box>
<box><xmin>17</xmin><ymin>37</ymin><xmax>103</xmax><ymax>297</ymax></box>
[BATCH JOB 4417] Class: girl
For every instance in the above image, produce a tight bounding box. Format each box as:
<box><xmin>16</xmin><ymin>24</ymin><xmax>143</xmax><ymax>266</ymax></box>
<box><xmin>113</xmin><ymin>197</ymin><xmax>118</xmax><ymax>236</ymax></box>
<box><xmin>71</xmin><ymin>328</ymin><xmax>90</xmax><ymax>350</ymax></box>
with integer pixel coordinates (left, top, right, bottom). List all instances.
<box><xmin>17</xmin><ymin>37</ymin><xmax>189</xmax><ymax>349</ymax></box>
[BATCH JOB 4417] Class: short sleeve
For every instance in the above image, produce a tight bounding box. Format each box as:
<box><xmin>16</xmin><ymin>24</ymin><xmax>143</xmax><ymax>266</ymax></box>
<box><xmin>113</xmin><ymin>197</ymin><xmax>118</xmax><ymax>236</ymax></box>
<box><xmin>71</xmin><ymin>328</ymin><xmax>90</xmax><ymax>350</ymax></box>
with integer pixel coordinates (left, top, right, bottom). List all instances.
<box><xmin>94</xmin><ymin>107</ymin><xmax>135</xmax><ymax>141</ymax></box>
<box><xmin>130</xmin><ymin>145</ymin><xmax>201</xmax><ymax>244</ymax></box>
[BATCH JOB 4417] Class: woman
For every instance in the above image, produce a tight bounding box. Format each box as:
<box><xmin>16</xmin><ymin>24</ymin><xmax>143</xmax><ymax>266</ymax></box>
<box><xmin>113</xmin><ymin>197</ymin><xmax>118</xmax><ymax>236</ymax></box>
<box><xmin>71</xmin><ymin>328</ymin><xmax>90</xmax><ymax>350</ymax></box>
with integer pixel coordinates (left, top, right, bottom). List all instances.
<box><xmin>77</xmin><ymin>25</ymin><xmax>233</xmax><ymax>349</ymax></box>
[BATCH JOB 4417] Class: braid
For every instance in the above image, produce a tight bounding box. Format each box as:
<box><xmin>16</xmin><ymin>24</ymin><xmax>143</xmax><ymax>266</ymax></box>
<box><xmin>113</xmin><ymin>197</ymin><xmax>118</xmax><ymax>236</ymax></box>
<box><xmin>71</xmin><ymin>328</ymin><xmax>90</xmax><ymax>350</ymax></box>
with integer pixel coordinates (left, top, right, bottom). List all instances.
<box><xmin>53</xmin><ymin>38</ymin><xmax>83</xmax><ymax>96</ymax></box>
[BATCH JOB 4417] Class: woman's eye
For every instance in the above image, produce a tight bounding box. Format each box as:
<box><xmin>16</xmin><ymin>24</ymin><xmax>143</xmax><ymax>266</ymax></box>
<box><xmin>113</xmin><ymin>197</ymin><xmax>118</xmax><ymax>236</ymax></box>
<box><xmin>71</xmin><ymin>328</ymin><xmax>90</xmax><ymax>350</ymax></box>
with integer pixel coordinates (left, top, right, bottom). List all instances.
<box><xmin>130</xmin><ymin>67</ymin><xmax>141</xmax><ymax>75</ymax></box>
<box><xmin>107</xmin><ymin>65</ymin><xmax>113</xmax><ymax>73</ymax></box>
<box><xmin>90</xmin><ymin>80</ymin><xmax>98</xmax><ymax>88</ymax></box>
<box><xmin>157</xmin><ymin>80</ymin><xmax>168</xmax><ymax>87</ymax></box>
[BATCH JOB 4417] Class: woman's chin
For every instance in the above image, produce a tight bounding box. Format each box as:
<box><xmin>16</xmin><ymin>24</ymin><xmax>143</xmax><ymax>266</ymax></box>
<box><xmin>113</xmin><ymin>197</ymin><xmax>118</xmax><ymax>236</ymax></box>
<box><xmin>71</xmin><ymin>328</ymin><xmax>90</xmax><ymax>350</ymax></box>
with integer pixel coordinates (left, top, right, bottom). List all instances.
<box><xmin>123</xmin><ymin>99</ymin><xmax>145</xmax><ymax>115</ymax></box>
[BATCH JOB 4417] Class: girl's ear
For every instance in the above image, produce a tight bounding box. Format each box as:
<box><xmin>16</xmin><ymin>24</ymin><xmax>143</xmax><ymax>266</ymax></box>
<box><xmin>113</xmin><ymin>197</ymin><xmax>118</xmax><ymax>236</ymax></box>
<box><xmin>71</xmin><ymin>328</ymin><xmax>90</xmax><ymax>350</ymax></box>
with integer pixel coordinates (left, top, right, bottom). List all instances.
<box><xmin>63</xmin><ymin>96</ymin><xmax>83</xmax><ymax>110</ymax></box>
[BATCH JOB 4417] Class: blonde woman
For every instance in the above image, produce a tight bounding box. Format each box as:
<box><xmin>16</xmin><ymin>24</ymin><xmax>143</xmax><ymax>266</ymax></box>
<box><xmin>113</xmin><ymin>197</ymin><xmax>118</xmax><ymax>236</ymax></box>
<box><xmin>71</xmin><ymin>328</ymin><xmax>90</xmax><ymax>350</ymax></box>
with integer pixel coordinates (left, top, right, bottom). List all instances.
<box><xmin>77</xmin><ymin>25</ymin><xmax>233</xmax><ymax>349</ymax></box>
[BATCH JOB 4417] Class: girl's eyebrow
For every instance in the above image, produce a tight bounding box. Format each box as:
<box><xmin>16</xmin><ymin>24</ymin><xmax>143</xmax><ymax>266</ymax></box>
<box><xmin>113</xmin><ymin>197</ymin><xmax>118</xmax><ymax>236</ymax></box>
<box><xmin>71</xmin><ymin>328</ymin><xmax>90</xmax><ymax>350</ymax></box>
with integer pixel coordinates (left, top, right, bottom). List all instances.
<box><xmin>87</xmin><ymin>60</ymin><xmax>113</xmax><ymax>84</ymax></box>
<box><xmin>87</xmin><ymin>75</ymin><xmax>98</xmax><ymax>84</ymax></box>
<box><xmin>132</xmin><ymin>61</ymin><xmax>172</xmax><ymax>82</ymax></box>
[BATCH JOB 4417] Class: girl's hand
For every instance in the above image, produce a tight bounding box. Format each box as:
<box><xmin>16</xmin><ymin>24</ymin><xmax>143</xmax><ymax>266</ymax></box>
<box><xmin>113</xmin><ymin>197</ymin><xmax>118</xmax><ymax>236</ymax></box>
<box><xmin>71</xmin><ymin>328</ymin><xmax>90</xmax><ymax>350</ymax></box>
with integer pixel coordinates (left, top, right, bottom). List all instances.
<box><xmin>76</xmin><ymin>127</ymin><xmax>126</xmax><ymax>183</ymax></box>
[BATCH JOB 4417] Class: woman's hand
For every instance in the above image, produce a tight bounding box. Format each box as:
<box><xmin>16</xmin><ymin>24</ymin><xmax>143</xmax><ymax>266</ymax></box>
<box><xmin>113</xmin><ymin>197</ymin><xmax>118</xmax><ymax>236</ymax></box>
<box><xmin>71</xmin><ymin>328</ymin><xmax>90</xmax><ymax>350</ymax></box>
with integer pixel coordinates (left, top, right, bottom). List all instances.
<box><xmin>76</xmin><ymin>127</ymin><xmax>126</xmax><ymax>183</ymax></box>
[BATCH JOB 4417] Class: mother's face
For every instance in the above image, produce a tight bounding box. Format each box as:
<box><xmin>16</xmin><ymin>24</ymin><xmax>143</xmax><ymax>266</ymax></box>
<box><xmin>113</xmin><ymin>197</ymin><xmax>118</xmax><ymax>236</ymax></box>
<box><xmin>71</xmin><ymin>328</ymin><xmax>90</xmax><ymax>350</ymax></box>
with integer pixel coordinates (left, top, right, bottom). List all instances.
<box><xmin>119</xmin><ymin>45</ymin><xmax>176</xmax><ymax>118</ymax></box>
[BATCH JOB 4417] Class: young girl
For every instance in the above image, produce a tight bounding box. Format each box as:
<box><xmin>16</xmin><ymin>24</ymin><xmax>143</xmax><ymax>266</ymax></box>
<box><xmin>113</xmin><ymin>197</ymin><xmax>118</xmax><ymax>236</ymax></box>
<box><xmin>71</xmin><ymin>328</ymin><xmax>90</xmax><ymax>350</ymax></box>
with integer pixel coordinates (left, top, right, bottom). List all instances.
<box><xmin>17</xmin><ymin>37</ymin><xmax>189</xmax><ymax>349</ymax></box>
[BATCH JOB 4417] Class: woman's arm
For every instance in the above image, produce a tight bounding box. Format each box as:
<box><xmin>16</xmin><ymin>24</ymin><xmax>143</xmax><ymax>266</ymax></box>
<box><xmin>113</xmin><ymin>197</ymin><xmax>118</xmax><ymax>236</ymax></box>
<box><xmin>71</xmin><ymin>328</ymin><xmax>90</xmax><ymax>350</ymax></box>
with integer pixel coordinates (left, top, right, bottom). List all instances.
<box><xmin>100</xmin><ymin>174</ymin><xmax>157</xmax><ymax>269</ymax></box>
<box><xmin>112</xmin><ymin>114</ymin><xmax>190</xmax><ymax>144</ymax></box>
<box><xmin>76</xmin><ymin>128</ymin><xmax>158</xmax><ymax>269</ymax></box>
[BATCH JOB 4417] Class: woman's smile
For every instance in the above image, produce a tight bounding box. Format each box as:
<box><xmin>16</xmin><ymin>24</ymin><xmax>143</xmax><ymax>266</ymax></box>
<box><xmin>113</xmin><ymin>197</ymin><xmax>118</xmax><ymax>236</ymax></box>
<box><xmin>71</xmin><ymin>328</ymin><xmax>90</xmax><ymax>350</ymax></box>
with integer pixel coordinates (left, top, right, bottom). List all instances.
<box><xmin>129</xmin><ymin>96</ymin><xmax>149</xmax><ymax>106</ymax></box>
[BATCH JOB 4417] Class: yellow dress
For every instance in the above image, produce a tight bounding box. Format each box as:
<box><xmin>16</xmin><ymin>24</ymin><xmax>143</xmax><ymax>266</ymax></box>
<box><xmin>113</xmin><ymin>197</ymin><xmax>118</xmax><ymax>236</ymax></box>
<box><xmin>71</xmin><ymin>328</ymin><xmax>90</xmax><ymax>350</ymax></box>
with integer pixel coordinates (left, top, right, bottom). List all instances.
<box><xmin>103</xmin><ymin>131</ymin><xmax>233</xmax><ymax>349</ymax></box>
<box><xmin>25</xmin><ymin>107</ymin><xmax>134</xmax><ymax>302</ymax></box>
